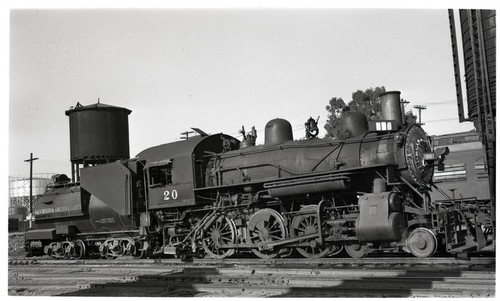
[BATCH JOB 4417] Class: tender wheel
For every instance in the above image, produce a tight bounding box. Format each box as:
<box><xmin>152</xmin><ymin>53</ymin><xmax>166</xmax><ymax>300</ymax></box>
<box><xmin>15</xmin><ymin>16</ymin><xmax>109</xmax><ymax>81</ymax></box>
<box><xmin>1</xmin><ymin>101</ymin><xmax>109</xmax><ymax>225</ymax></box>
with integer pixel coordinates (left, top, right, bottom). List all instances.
<box><xmin>45</xmin><ymin>242</ymin><xmax>65</xmax><ymax>259</ymax></box>
<box><xmin>100</xmin><ymin>244</ymin><xmax>117</xmax><ymax>259</ymax></box>
<box><xmin>247</xmin><ymin>209</ymin><xmax>286</xmax><ymax>259</ymax></box>
<box><xmin>133</xmin><ymin>239</ymin><xmax>149</xmax><ymax>259</ymax></box>
<box><xmin>100</xmin><ymin>239</ymin><xmax>127</xmax><ymax>259</ymax></box>
<box><xmin>202</xmin><ymin>215</ymin><xmax>236</xmax><ymax>259</ymax></box>
<box><xmin>71</xmin><ymin>240</ymin><xmax>86</xmax><ymax>260</ymax></box>
<box><xmin>345</xmin><ymin>243</ymin><xmax>368</xmax><ymax>258</ymax></box>
<box><xmin>291</xmin><ymin>205</ymin><xmax>330</xmax><ymax>259</ymax></box>
<box><xmin>407</xmin><ymin>227</ymin><xmax>437</xmax><ymax>258</ymax></box>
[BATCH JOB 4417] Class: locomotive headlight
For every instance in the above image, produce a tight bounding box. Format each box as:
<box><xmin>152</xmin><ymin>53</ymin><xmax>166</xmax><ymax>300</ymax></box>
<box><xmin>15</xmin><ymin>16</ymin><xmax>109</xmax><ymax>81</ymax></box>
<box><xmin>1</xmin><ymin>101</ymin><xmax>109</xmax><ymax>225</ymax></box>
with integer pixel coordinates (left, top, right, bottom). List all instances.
<box><xmin>434</xmin><ymin>147</ymin><xmax>450</xmax><ymax>171</ymax></box>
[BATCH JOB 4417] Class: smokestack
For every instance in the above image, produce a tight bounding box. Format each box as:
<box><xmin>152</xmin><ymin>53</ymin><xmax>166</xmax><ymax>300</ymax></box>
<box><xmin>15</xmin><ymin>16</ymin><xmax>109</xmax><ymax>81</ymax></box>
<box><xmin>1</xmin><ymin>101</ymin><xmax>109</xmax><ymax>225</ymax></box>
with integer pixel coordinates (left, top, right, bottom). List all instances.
<box><xmin>379</xmin><ymin>91</ymin><xmax>403</xmax><ymax>126</ymax></box>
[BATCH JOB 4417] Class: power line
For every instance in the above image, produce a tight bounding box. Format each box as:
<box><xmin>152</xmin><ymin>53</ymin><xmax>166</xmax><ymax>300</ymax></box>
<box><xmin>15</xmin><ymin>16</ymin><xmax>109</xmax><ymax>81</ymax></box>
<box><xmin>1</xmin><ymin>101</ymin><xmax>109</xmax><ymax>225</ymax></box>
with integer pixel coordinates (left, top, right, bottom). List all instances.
<box><xmin>411</xmin><ymin>100</ymin><xmax>456</xmax><ymax>105</ymax></box>
<box><xmin>37</xmin><ymin>159</ymin><xmax>69</xmax><ymax>166</ymax></box>
<box><xmin>424</xmin><ymin>117</ymin><xmax>459</xmax><ymax>123</ymax></box>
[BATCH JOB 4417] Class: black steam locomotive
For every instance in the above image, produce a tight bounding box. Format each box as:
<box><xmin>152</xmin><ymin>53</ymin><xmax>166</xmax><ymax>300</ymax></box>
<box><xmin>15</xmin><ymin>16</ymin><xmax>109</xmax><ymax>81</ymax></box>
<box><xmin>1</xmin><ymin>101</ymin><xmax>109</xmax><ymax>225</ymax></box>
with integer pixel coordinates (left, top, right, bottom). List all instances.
<box><xmin>25</xmin><ymin>91</ymin><xmax>491</xmax><ymax>260</ymax></box>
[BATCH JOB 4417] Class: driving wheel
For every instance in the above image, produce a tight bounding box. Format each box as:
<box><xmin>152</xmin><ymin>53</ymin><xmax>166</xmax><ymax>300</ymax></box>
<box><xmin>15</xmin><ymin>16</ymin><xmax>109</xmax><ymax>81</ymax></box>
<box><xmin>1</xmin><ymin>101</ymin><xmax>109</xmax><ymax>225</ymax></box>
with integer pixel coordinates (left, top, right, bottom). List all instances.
<box><xmin>291</xmin><ymin>205</ymin><xmax>330</xmax><ymax>258</ymax></box>
<box><xmin>247</xmin><ymin>208</ymin><xmax>286</xmax><ymax>259</ymax></box>
<box><xmin>202</xmin><ymin>215</ymin><xmax>237</xmax><ymax>259</ymax></box>
<box><xmin>345</xmin><ymin>243</ymin><xmax>368</xmax><ymax>258</ymax></box>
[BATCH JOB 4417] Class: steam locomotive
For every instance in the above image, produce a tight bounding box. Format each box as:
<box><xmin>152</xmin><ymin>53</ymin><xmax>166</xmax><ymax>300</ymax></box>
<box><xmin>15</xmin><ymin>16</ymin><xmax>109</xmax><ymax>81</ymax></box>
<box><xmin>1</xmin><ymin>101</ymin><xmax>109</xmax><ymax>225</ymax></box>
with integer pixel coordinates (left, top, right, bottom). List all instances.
<box><xmin>25</xmin><ymin>91</ymin><xmax>491</xmax><ymax>260</ymax></box>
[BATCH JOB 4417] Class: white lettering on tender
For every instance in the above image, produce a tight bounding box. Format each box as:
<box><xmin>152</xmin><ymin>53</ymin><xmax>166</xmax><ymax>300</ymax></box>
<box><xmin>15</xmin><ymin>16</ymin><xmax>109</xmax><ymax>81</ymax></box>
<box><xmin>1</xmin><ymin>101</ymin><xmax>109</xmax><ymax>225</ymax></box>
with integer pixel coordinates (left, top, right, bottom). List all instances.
<box><xmin>34</xmin><ymin>204</ymin><xmax>81</xmax><ymax>215</ymax></box>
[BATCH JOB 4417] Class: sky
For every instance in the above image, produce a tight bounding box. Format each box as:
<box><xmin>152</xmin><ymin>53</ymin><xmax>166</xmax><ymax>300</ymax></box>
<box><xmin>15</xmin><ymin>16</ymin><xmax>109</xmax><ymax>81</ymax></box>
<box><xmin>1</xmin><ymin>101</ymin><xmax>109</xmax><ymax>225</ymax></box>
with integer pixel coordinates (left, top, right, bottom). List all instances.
<box><xmin>6</xmin><ymin>2</ymin><xmax>493</xmax><ymax>178</ymax></box>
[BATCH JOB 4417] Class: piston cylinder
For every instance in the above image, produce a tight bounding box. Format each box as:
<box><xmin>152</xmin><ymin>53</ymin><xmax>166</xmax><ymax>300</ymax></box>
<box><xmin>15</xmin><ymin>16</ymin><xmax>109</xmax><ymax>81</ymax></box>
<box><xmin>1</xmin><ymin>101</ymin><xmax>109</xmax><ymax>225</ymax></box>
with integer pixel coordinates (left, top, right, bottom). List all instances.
<box><xmin>356</xmin><ymin>191</ymin><xmax>407</xmax><ymax>242</ymax></box>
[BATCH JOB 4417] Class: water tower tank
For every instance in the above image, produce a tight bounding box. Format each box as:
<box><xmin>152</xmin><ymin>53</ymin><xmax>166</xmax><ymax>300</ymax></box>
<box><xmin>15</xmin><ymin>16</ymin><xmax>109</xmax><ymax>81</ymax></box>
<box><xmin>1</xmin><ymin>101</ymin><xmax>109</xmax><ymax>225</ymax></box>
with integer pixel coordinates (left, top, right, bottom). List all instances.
<box><xmin>65</xmin><ymin>102</ymin><xmax>132</xmax><ymax>164</ymax></box>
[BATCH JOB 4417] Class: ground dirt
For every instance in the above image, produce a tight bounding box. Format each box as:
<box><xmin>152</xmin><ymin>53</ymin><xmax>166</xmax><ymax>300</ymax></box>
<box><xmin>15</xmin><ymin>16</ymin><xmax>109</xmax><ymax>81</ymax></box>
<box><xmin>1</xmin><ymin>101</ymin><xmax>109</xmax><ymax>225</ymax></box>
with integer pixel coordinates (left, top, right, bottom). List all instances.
<box><xmin>8</xmin><ymin>233</ymin><xmax>26</xmax><ymax>258</ymax></box>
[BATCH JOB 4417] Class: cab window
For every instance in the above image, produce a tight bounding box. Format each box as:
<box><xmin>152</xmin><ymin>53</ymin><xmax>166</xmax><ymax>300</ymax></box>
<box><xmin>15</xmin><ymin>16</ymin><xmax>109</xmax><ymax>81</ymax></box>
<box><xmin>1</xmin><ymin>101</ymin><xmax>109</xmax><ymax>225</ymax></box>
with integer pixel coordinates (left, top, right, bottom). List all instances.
<box><xmin>148</xmin><ymin>160</ymin><xmax>173</xmax><ymax>187</ymax></box>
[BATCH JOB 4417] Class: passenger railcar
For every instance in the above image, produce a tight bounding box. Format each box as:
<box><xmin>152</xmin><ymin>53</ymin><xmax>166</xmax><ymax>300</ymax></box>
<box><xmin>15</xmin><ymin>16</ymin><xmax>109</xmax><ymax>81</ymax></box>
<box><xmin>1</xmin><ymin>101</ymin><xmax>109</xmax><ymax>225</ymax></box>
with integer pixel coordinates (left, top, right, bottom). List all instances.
<box><xmin>429</xmin><ymin>132</ymin><xmax>493</xmax><ymax>254</ymax></box>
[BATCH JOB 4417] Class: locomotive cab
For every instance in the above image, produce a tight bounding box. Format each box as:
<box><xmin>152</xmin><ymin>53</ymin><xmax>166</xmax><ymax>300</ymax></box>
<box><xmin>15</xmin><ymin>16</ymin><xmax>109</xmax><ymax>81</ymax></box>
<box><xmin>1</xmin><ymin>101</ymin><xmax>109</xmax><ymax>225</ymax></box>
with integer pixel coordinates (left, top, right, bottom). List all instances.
<box><xmin>136</xmin><ymin>134</ymin><xmax>240</xmax><ymax>210</ymax></box>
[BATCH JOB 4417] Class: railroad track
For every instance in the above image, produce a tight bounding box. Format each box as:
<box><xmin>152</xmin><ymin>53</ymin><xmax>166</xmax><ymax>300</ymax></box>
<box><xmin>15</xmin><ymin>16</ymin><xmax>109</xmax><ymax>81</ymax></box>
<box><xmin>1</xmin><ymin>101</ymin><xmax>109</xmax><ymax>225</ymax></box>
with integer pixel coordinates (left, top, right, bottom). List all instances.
<box><xmin>8</xmin><ymin>257</ymin><xmax>495</xmax><ymax>297</ymax></box>
<box><xmin>8</xmin><ymin>255</ymin><xmax>496</xmax><ymax>267</ymax></box>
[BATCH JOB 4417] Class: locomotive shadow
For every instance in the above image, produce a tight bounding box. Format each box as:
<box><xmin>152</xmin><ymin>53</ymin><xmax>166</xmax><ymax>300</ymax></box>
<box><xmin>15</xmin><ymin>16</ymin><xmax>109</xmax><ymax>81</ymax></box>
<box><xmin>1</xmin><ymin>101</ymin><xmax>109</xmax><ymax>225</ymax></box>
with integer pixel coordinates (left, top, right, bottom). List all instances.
<box><xmin>59</xmin><ymin>267</ymin><xmax>223</xmax><ymax>297</ymax></box>
<box><xmin>56</xmin><ymin>266</ymin><xmax>484</xmax><ymax>297</ymax></box>
<box><xmin>274</xmin><ymin>269</ymin><xmax>467</xmax><ymax>298</ymax></box>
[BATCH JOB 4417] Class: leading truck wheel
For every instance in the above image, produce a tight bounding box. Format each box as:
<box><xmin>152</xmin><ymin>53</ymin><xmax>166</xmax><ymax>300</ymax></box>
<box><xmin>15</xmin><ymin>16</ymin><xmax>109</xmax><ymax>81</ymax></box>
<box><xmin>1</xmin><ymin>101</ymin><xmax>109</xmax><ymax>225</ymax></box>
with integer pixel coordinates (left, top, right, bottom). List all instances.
<box><xmin>344</xmin><ymin>243</ymin><xmax>368</xmax><ymax>258</ymax></box>
<box><xmin>407</xmin><ymin>227</ymin><xmax>437</xmax><ymax>258</ymax></box>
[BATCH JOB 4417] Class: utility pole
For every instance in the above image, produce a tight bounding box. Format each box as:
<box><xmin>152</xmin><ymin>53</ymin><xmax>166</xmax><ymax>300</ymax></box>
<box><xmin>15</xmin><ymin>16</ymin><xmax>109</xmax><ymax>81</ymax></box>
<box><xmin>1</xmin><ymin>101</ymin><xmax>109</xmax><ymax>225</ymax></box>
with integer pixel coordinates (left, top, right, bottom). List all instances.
<box><xmin>24</xmin><ymin>153</ymin><xmax>39</xmax><ymax>228</ymax></box>
<box><xmin>401</xmin><ymin>99</ymin><xmax>410</xmax><ymax>125</ymax></box>
<box><xmin>402</xmin><ymin>99</ymin><xmax>410</xmax><ymax>110</ymax></box>
<box><xmin>413</xmin><ymin>105</ymin><xmax>427</xmax><ymax>126</ymax></box>
<box><xmin>180</xmin><ymin>131</ymin><xmax>194</xmax><ymax>140</ymax></box>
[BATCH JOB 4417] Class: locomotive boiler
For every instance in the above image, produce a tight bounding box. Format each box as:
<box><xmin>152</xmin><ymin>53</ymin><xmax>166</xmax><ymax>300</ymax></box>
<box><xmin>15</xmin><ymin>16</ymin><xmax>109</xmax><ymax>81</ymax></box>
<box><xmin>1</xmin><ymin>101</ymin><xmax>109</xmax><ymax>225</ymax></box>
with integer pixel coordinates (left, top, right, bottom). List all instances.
<box><xmin>24</xmin><ymin>91</ymin><xmax>491</xmax><ymax>260</ymax></box>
